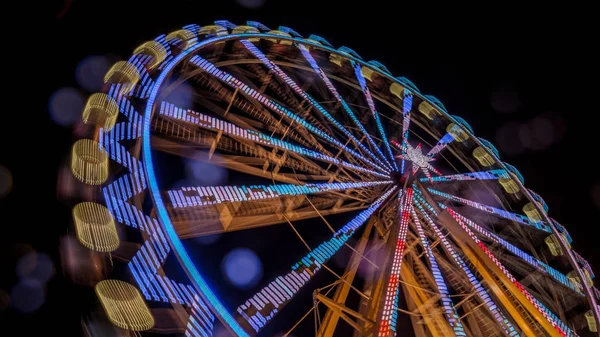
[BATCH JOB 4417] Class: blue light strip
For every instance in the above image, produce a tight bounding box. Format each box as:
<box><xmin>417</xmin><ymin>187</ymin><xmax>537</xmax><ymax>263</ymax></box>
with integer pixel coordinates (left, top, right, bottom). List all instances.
<box><xmin>142</xmin><ymin>36</ymin><xmax>251</xmax><ymax>337</ymax></box>
<box><xmin>240</xmin><ymin>40</ymin><xmax>391</xmax><ymax>173</ymax></box>
<box><xmin>413</xmin><ymin>198</ymin><xmax>520</xmax><ymax>336</ymax></box>
<box><xmin>410</xmin><ymin>207</ymin><xmax>467</xmax><ymax>337</ymax></box>
<box><xmin>187</xmin><ymin>55</ymin><xmax>390</xmax><ymax>176</ymax></box>
<box><xmin>352</xmin><ymin>60</ymin><xmax>398</xmax><ymax>171</ymax></box>
<box><xmin>295</xmin><ymin>43</ymin><xmax>394</xmax><ymax>171</ymax></box>
<box><xmin>237</xmin><ymin>187</ymin><xmax>397</xmax><ymax>332</ymax></box>
<box><xmin>445</xmin><ymin>207</ymin><xmax>576</xmax><ymax>337</ymax></box>
<box><xmin>129</xmin><ymin>53</ymin><xmax>157</xmax><ymax>99</ymax></box>
<box><xmin>168</xmin><ymin>181</ymin><xmax>390</xmax><ymax>208</ymax></box>
<box><xmin>182</xmin><ymin>24</ymin><xmax>202</xmax><ymax>34</ymax></box>
<box><xmin>159</xmin><ymin>102</ymin><xmax>389</xmax><ymax>179</ymax></box>
<box><xmin>427</xmin><ymin>132</ymin><xmax>455</xmax><ymax>156</ymax></box>
<box><xmin>427</xmin><ymin>188</ymin><xmax>551</xmax><ymax>232</ymax></box>
<box><xmin>400</xmin><ymin>91</ymin><xmax>413</xmax><ymax>174</ymax></box>
<box><xmin>413</xmin><ymin>190</ymin><xmax>584</xmax><ymax>297</ymax></box>
<box><xmin>419</xmin><ymin>169</ymin><xmax>509</xmax><ymax>183</ymax></box>
<box><xmin>103</xmin><ymin>64</ymin><xmax>215</xmax><ymax>336</ymax></box>
<box><xmin>441</xmin><ymin>206</ymin><xmax>583</xmax><ymax>295</ymax></box>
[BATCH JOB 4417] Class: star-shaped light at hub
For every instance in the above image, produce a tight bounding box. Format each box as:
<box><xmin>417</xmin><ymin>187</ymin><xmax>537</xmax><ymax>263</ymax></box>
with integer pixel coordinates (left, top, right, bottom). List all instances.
<box><xmin>392</xmin><ymin>140</ymin><xmax>441</xmax><ymax>181</ymax></box>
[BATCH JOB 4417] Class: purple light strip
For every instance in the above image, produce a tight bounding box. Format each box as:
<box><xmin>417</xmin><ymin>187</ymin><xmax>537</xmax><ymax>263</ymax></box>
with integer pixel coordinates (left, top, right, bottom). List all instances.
<box><xmin>445</xmin><ymin>207</ymin><xmax>575</xmax><ymax>337</ymax></box>
<box><xmin>352</xmin><ymin>61</ymin><xmax>398</xmax><ymax>171</ymax></box>
<box><xmin>167</xmin><ymin>181</ymin><xmax>390</xmax><ymax>208</ymax></box>
<box><xmin>420</xmin><ymin>169</ymin><xmax>509</xmax><ymax>183</ymax></box>
<box><xmin>410</xmin><ymin>208</ymin><xmax>467</xmax><ymax>336</ymax></box>
<box><xmin>445</xmin><ymin>207</ymin><xmax>583</xmax><ymax>294</ymax></box>
<box><xmin>240</xmin><ymin>40</ymin><xmax>391</xmax><ymax>173</ymax></box>
<box><xmin>427</xmin><ymin>188</ymin><xmax>551</xmax><ymax>232</ymax></box>
<box><xmin>413</xmin><ymin>198</ymin><xmax>521</xmax><ymax>336</ymax></box>
<box><xmin>427</xmin><ymin>132</ymin><xmax>455</xmax><ymax>156</ymax></box>
<box><xmin>159</xmin><ymin>101</ymin><xmax>389</xmax><ymax>179</ymax></box>
<box><xmin>295</xmin><ymin>43</ymin><xmax>393</xmax><ymax>171</ymax></box>
<box><xmin>188</xmin><ymin>55</ymin><xmax>389</xmax><ymax>175</ymax></box>
<box><xmin>400</xmin><ymin>92</ymin><xmax>413</xmax><ymax>174</ymax></box>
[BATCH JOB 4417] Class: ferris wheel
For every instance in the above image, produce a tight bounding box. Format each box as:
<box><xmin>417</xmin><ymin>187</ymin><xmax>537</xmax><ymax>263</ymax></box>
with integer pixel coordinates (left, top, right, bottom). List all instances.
<box><xmin>60</xmin><ymin>19</ymin><xmax>600</xmax><ymax>337</ymax></box>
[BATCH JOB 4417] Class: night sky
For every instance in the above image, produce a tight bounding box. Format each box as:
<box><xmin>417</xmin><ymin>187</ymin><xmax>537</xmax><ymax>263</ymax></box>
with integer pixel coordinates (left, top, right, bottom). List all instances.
<box><xmin>2</xmin><ymin>1</ymin><xmax>599</xmax><ymax>335</ymax></box>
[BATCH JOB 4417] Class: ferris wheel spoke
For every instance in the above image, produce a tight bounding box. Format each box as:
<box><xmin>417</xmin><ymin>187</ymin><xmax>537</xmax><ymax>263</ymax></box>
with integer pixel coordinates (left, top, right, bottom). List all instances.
<box><xmin>415</xmin><ymin>191</ymin><xmax>573</xmax><ymax>336</ymax></box>
<box><xmin>241</xmin><ymin>41</ymin><xmax>371</xmax><ymax>157</ymax></box>
<box><xmin>412</xmin><ymin>198</ymin><xmax>522</xmax><ymax>336</ymax></box>
<box><xmin>153</xmin><ymin>102</ymin><xmax>388</xmax><ymax>180</ymax></box>
<box><xmin>188</xmin><ymin>55</ymin><xmax>390</xmax><ymax>175</ymax></box>
<box><xmin>440</xmin><ymin>206</ymin><xmax>584</xmax><ymax>297</ymax></box>
<box><xmin>388</xmin><ymin>89</ymin><xmax>414</xmax><ymax>175</ymax></box>
<box><xmin>167</xmin><ymin>179</ymin><xmax>388</xmax><ymax>238</ymax></box>
<box><xmin>166</xmin><ymin>180</ymin><xmax>390</xmax><ymax>209</ymax></box>
<box><xmin>235</xmin><ymin>187</ymin><xmax>397</xmax><ymax>333</ymax></box>
<box><xmin>152</xmin><ymin>100</ymin><xmax>346</xmax><ymax>181</ymax></box>
<box><xmin>234</xmin><ymin>62</ymin><xmax>339</xmax><ymax>143</ymax></box>
<box><xmin>410</xmin><ymin>207</ymin><xmax>468</xmax><ymax>336</ymax></box>
<box><xmin>419</xmin><ymin>169</ymin><xmax>510</xmax><ymax>183</ymax></box>
<box><xmin>414</xmin><ymin>189</ymin><xmax>589</xmax><ymax>317</ymax></box>
<box><xmin>376</xmin><ymin>188</ymin><xmax>413</xmax><ymax>337</ymax></box>
<box><xmin>352</xmin><ymin>62</ymin><xmax>398</xmax><ymax>170</ymax></box>
<box><xmin>295</xmin><ymin>43</ymin><xmax>394</xmax><ymax>171</ymax></box>
<box><xmin>427</xmin><ymin>132</ymin><xmax>456</xmax><ymax>157</ymax></box>
<box><xmin>173</xmin><ymin>195</ymin><xmax>371</xmax><ymax>238</ymax></box>
<box><xmin>426</xmin><ymin>187</ymin><xmax>552</xmax><ymax>233</ymax></box>
<box><xmin>186</xmin><ymin>60</ymin><xmax>338</xmax><ymax>153</ymax></box>
<box><xmin>443</xmin><ymin>207</ymin><xmax>577</xmax><ymax>337</ymax></box>
<box><xmin>187</xmin><ymin>69</ymin><xmax>336</xmax><ymax>157</ymax></box>
<box><xmin>397</xmin><ymin>91</ymin><xmax>414</xmax><ymax>174</ymax></box>
<box><xmin>239</xmin><ymin>40</ymin><xmax>392</xmax><ymax>173</ymax></box>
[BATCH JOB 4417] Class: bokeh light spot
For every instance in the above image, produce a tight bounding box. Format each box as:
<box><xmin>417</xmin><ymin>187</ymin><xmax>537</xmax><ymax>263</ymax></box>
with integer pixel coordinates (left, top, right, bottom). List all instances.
<box><xmin>185</xmin><ymin>159</ymin><xmax>228</xmax><ymax>186</ymax></box>
<box><xmin>10</xmin><ymin>279</ymin><xmax>45</xmax><ymax>313</ymax></box>
<box><xmin>222</xmin><ymin>248</ymin><xmax>263</xmax><ymax>289</ymax></box>
<box><xmin>532</xmin><ymin>117</ymin><xmax>554</xmax><ymax>147</ymax></box>
<box><xmin>495</xmin><ymin>122</ymin><xmax>524</xmax><ymax>155</ymax></box>
<box><xmin>164</xmin><ymin>82</ymin><xmax>194</xmax><ymax>110</ymax></box>
<box><xmin>75</xmin><ymin>55</ymin><xmax>111</xmax><ymax>92</ymax></box>
<box><xmin>490</xmin><ymin>87</ymin><xmax>521</xmax><ymax>113</ymax></box>
<box><xmin>236</xmin><ymin>0</ymin><xmax>266</xmax><ymax>9</ymax></box>
<box><xmin>16</xmin><ymin>251</ymin><xmax>55</xmax><ymax>283</ymax></box>
<box><xmin>48</xmin><ymin>87</ymin><xmax>84</xmax><ymax>127</ymax></box>
<box><xmin>549</xmin><ymin>115</ymin><xmax>566</xmax><ymax>142</ymax></box>
<box><xmin>518</xmin><ymin>124</ymin><xmax>533</xmax><ymax>149</ymax></box>
<box><xmin>0</xmin><ymin>165</ymin><xmax>12</xmax><ymax>198</ymax></box>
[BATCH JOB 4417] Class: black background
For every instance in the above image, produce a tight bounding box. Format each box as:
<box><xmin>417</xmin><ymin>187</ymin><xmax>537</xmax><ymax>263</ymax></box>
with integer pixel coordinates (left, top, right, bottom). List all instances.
<box><xmin>2</xmin><ymin>1</ymin><xmax>599</xmax><ymax>335</ymax></box>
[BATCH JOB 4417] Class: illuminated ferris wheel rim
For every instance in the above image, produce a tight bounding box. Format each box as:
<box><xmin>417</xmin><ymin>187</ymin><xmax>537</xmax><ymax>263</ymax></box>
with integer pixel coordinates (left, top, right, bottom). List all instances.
<box><xmin>65</xmin><ymin>18</ymin><xmax>598</xmax><ymax>336</ymax></box>
<box><xmin>140</xmin><ymin>30</ymin><xmax>595</xmax><ymax>335</ymax></box>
